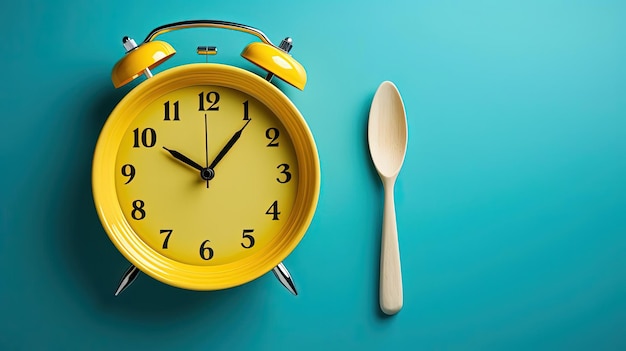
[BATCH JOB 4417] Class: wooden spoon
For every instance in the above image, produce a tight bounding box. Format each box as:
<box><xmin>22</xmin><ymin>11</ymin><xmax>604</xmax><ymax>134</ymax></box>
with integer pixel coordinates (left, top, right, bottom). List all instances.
<box><xmin>368</xmin><ymin>81</ymin><xmax>408</xmax><ymax>315</ymax></box>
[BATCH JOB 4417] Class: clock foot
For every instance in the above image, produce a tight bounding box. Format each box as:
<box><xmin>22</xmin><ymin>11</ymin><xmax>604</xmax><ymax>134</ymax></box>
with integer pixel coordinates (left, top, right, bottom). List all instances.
<box><xmin>272</xmin><ymin>262</ymin><xmax>297</xmax><ymax>296</ymax></box>
<box><xmin>114</xmin><ymin>264</ymin><xmax>140</xmax><ymax>296</ymax></box>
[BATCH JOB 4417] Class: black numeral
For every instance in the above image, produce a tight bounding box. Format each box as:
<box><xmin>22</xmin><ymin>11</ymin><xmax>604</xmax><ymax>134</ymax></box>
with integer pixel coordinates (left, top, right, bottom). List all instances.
<box><xmin>242</xmin><ymin>100</ymin><xmax>250</xmax><ymax>120</ymax></box>
<box><xmin>276</xmin><ymin>163</ymin><xmax>292</xmax><ymax>183</ymax></box>
<box><xmin>133</xmin><ymin>128</ymin><xmax>157</xmax><ymax>148</ymax></box>
<box><xmin>265</xmin><ymin>201</ymin><xmax>280</xmax><ymax>220</ymax></box>
<box><xmin>241</xmin><ymin>229</ymin><xmax>255</xmax><ymax>249</ymax></box>
<box><xmin>160</xmin><ymin>229</ymin><xmax>173</xmax><ymax>249</ymax></box>
<box><xmin>198</xmin><ymin>91</ymin><xmax>220</xmax><ymax>111</ymax></box>
<box><xmin>266</xmin><ymin>127</ymin><xmax>279</xmax><ymax>147</ymax></box>
<box><xmin>121</xmin><ymin>164</ymin><xmax>135</xmax><ymax>184</ymax></box>
<box><xmin>163</xmin><ymin>101</ymin><xmax>180</xmax><ymax>121</ymax></box>
<box><xmin>199</xmin><ymin>240</ymin><xmax>214</xmax><ymax>260</ymax></box>
<box><xmin>131</xmin><ymin>200</ymin><xmax>145</xmax><ymax>220</ymax></box>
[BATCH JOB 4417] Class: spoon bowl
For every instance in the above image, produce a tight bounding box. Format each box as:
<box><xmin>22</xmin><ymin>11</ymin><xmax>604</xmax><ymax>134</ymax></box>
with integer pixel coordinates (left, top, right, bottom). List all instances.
<box><xmin>369</xmin><ymin>82</ymin><xmax>408</xmax><ymax>178</ymax></box>
<box><xmin>368</xmin><ymin>81</ymin><xmax>408</xmax><ymax>315</ymax></box>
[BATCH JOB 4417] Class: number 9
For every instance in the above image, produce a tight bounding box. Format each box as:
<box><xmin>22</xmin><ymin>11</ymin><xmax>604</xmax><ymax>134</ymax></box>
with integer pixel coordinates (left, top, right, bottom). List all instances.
<box><xmin>121</xmin><ymin>164</ymin><xmax>136</xmax><ymax>184</ymax></box>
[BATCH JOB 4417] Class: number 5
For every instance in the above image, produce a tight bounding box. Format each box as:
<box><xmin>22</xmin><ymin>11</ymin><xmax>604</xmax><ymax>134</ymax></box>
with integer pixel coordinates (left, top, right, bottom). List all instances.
<box><xmin>241</xmin><ymin>229</ymin><xmax>255</xmax><ymax>249</ymax></box>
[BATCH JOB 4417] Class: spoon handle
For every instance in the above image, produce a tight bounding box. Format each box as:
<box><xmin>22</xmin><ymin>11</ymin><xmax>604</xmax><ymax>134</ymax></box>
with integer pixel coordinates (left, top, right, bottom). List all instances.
<box><xmin>380</xmin><ymin>179</ymin><xmax>403</xmax><ymax>315</ymax></box>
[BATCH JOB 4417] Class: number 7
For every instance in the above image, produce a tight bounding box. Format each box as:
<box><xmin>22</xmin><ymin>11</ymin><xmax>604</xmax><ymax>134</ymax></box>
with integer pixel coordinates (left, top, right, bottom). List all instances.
<box><xmin>160</xmin><ymin>229</ymin><xmax>173</xmax><ymax>249</ymax></box>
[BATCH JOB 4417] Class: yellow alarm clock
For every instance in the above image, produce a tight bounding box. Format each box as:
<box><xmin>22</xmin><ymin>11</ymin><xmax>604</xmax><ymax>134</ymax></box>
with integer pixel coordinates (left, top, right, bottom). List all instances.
<box><xmin>92</xmin><ymin>20</ymin><xmax>320</xmax><ymax>295</ymax></box>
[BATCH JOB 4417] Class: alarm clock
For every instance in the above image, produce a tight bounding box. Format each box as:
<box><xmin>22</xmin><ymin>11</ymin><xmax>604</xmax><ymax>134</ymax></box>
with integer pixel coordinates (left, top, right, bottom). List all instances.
<box><xmin>92</xmin><ymin>20</ymin><xmax>320</xmax><ymax>295</ymax></box>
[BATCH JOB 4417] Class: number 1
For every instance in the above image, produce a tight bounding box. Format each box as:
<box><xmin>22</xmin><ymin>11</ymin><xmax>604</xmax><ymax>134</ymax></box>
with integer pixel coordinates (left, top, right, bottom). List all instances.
<box><xmin>243</xmin><ymin>100</ymin><xmax>250</xmax><ymax>120</ymax></box>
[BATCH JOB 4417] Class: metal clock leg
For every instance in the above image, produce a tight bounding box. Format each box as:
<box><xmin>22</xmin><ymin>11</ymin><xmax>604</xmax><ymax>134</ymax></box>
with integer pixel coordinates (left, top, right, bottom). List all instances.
<box><xmin>113</xmin><ymin>262</ymin><xmax>297</xmax><ymax>296</ymax></box>
<box><xmin>272</xmin><ymin>262</ymin><xmax>298</xmax><ymax>295</ymax></box>
<box><xmin>114</xmin><ymin>264</ymin><xmax>140</xmax><ymax>296</ymax></box>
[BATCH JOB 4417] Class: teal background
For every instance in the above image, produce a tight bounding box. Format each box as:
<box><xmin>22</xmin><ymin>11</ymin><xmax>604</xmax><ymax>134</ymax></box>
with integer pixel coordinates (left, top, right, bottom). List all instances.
<box><xmin>1</xmin><ymin>0</ymin><xmax>625</xmax><ymax>350</ymax></box>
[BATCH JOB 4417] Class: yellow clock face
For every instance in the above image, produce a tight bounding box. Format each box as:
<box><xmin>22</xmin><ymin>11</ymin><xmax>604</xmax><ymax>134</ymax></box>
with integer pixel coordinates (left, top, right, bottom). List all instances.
<box><xmin>115</xmin><ymin>84</ymin><xmax>298</xmax><ymax>266</ymax></box>
<box><xmin>93</xmin><ymin>64</ymin><xmax>319</xmax><ymax>290</ymax></box>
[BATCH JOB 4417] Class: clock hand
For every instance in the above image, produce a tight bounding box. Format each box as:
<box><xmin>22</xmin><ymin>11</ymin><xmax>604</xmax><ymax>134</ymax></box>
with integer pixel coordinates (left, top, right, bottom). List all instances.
<box><xmin>204</xmin><ymin>114</ymin><xmax>210</xmax><ymax>188</ymax></box>
<box><xmin>208</xmin><ymin>119</ymin><xmax>251</xmax><ymax>170</ymax></box>
<box><xmin>163</xmin><ymin>146</ymin><xmax>215</xmax><ymax>181</ymax></box>
<box><xmin>163</xmin><ymin>146</ymin><xmax>203</xmax><ymax>171</ymax></box>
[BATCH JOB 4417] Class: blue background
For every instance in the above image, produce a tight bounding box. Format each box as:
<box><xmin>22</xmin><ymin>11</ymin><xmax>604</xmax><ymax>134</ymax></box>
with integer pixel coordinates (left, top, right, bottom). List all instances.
<box><xmin>1</xmin><ymin>0</ymin><xmax>625</xmax><ymax>350</ymax></box>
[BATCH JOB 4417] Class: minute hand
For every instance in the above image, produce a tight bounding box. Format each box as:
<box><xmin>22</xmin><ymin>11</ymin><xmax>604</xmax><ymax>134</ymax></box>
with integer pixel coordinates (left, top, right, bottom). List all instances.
<box><xmin>208</xmin><ymin>120</ymin><xmax>251</xmax><ymax>170</ymax></box>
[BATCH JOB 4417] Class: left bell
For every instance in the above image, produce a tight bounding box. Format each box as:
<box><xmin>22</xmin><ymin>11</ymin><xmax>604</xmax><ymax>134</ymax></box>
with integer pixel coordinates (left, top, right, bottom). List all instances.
<box><xmin>111</xmin><ymin>40</ymin><xmax>176</xmax><ymax>88</ymax></box>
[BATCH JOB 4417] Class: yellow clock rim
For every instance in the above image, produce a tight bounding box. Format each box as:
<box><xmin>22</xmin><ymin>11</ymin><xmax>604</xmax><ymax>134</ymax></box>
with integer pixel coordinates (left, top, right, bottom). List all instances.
<box><xmin>92</xmin><ymin>63</ymin><xmax>320</xmax><ymax>290</ymax></box>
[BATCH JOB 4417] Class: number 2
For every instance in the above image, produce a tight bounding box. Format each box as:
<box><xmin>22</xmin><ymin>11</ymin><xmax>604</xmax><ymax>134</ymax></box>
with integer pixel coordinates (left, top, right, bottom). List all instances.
<box><xmin>266</xmin><ymin>128</ymin><xmax>279</xmax><ymax>147</ymax></box>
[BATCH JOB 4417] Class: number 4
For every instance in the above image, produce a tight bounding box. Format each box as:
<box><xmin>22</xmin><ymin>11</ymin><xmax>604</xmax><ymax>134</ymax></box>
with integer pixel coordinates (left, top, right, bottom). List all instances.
<box><xmin>265</xmin><ymin>201</ymin><xmax>280</xmax><ymax>220</ymax></box>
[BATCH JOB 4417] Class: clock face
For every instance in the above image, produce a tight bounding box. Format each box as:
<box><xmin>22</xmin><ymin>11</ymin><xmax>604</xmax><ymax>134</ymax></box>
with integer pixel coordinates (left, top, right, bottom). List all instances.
<box><xmin>114</xmin><ymin>85</ymin><xmax>298</xmax><ymax>266</ymax></box>
<box><xmin>93</xmin><ymin>64</ymin><xmax>319</xmax><ymax>290</ymax></box>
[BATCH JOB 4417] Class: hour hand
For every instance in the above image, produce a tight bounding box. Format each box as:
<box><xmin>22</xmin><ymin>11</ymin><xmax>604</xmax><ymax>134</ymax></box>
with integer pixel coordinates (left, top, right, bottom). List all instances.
<box><xmin>163</xmin><ymin>147</ymin><xmax>204</xmax><ymax>171</ymax></box>
<box><xmin>163</xmin><ymin>147</ymin><xmax>215</xmax><ymax>182</ymax></box>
